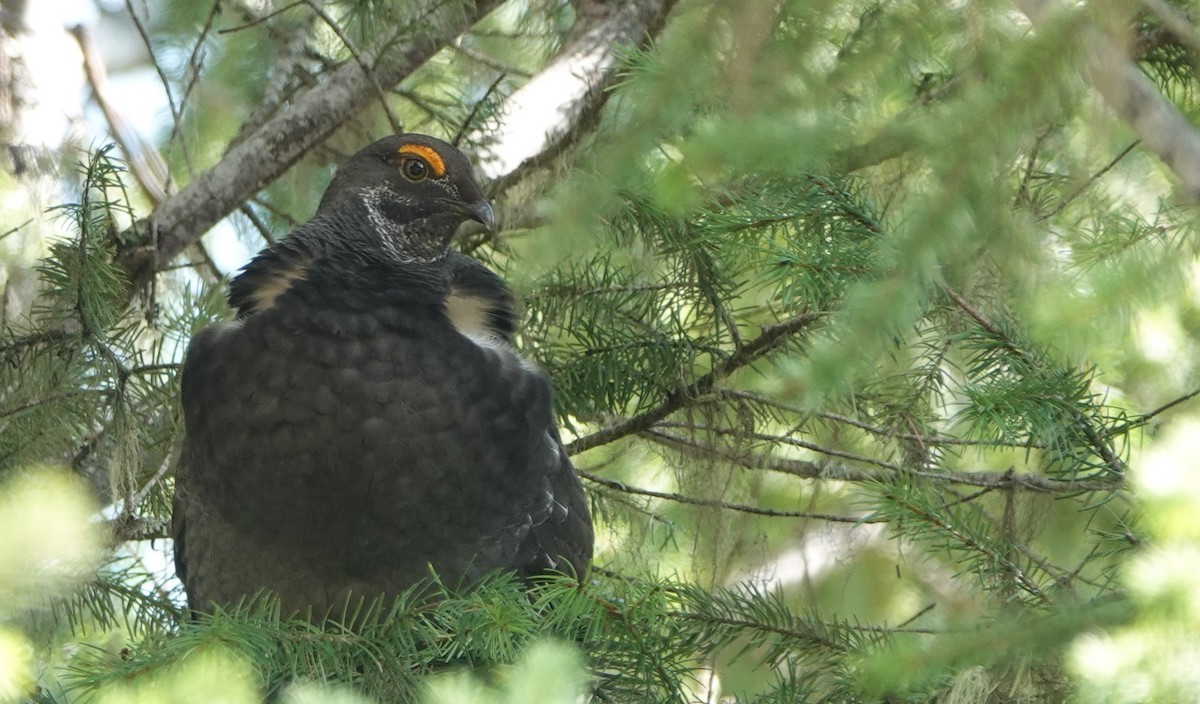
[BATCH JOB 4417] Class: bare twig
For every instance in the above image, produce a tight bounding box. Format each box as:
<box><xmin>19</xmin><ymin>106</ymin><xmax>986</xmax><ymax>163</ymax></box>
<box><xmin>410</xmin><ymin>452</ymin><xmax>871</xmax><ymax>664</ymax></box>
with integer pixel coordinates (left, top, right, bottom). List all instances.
<box><xmin>224</xmin><ymin>1</ymin><xmax>321</xmax><ymax>149</ymax></box>
<box><xmin>450</xmin><ymin>41</ymin><xmax>532</xmax><ymax>77</ymax></box>
<box><xmin>123</xmin><ymin>0</ymin><xmax>180</xmax><ymax>130</ymax></box>
<box><xmin>131</xmin><ymin>431</ymin><xmax>179</xmax><ymax>508</ymax></box>
<box><xmin>831</xmin><ymin>74</ymin><xmax>968</xmax><ymax>173</ymax></box>
<box><xmin>70</xmin><ymin>25</ymin><xmax>171</xmax><ymax>204</ymax></box>
<box><xmin>395</xmin><ymin>88</ymin><xmax>458</xmax><ymax>126</ymax></box>
<box><xmin>1041</xmin><ymin>141</ymin><xmax>1140</xmax><ymax>220</ymax></box>
<box><xmin>0</xmin><ymin>219</ymin><xmax>31</xmax><ymax>242</ymax></box>
<box><xmin>720</xmin><ymin>389</ymin><xmax>1042</xmax><ymax>448</ymax></box>
<box><xmin>249</xmin><ymin>196</ymin><xmax>302</xmax><ymax>229</ymax></box>
<box><xmin>643</xmin><ymin>427</ymin><xmax>1122</xmax><ymax>493</ymax></box>
<box><xmin>238</xmin><ymin>204</ymin><xmax>278</xmax><ymax>246</ymax></box>
<box><xmin>301</xmin><ymin>0</ymin><xmax>403</xmax><ymax>134</ymax></box>
<box><xmin>167</xmin><ymin>0</ymin><xmax>224</xmax><ymax>177</ymax></box>
<box><xmin>651</xmin><ymin>423</ymin><xmax>904</xmax><ymax>471</ymax></box>
<box><xmin>1015</xmin><ymin>125</ymin><xmax>1054</xmax><ymax>208</ymax></box>
<box><xmin>0</xmin><ymin>391</ymin><xmax>102</xmax><ymax>420</ymax></box>
<box><xmin>579</xmin><ymin>469</ymin><xmax>878</xmax><ymax>522</ymax></box>
<box><xmin>896</xmin><ymin>602</ymin><xmax>937</xmax><ymax>629</ymax></box>
<box><xmin>1138</xmin><ymin>386</ymin><xmax>1200</xmax><ymax>423</ymax></box>
<box><xmin>218</xmin><ymin>0</ymin><xmax>306</xmax><ymax>34</ymax></box>
<box><xmin>452</xmin><ymin>72</ymin><xmax>508</xmax><ymax>146</ymax></box>
<box><xmin>193</xmin><ymin>240</ymin><xmax>224</xmax><ymax>281</ymax></box>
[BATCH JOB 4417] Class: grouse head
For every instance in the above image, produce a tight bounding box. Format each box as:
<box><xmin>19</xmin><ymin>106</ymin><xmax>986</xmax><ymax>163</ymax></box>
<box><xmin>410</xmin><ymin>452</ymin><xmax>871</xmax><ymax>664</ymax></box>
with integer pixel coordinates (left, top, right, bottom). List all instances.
<box><xmin>228</xmin><ymin>135</ymin><xmax>495</xmax><ymax>317</ymax></box>
<box><xmin>317</xmin><ymin>134</ymin><xmax>495</xmax><ymax>262</ymax></box>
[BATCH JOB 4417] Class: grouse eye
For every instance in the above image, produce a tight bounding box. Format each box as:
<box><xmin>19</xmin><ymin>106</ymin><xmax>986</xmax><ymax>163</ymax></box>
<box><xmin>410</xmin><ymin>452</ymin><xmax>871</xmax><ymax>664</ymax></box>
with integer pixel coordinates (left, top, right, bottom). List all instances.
<box><xmin>400</xmin><ymin>157</ymin><xmax>429</xmax><ymax>182</ymax></box>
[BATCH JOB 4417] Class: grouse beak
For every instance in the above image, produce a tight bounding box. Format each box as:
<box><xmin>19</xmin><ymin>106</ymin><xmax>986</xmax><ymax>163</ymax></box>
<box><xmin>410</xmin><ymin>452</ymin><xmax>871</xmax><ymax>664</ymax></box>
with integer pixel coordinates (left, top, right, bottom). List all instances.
<box><xmin>467</xmin><ymin>199</ymin><xmax>496</xmax><ymax>232</ymax></box>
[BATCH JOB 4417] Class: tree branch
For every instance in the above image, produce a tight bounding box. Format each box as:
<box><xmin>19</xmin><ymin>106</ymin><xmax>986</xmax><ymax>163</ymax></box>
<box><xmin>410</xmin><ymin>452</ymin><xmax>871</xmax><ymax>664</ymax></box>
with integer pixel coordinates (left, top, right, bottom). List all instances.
<box><xmin>1136</xmin><ymin>0</ymin><xmax>1200</xmax><ymax>61</ymax></box>
<box><xmin>642</xmin><ymin>428</ymin><xmax>1123</xmax><ymax>493</ymax></box>
<box><xmin>1016</xmin><ymin>0</ymin><xmax>1200</xmax><ymax>199</ymax></box>
<box><xmin>1138</xmin><ymin>386</ymin><xmax>1200</xmax><ymax>423</ymax></box>
<box><xmin>717</xmin><ymin>388</ymin><xmax>1045</xmax><ymax>448</ymax></box>
<box><xmin>471</xmin><ymin>0</ymin><xmax>680</xmax><ymax>183</ymax></box>
<box><xmin>578</xmin><ymin>468</ymin><xmax>877</xmax><ymax>522</ymax></box>
<box><xmin>300</xmin><ymin>0</ymin><xmax>402</xmax><ymax>134</ymax></box>
<box><xmin>565</xmin><ymin>311</ymin><xmax>823</xmax><ymax>455</ymax></box>
<box><xmin>1040</xmin><ymin>141</ymin><xmax>1140</xmax><ymax>220</ymax></box>
<box><xmin>448</xmin><ymin>0</ymin><xmax>682</xmax><ymax>248</ymax></box>
<box><xmin>69</xmin><ymin>25</ymin><xmax>171</xmax><ymax>205</ymax></box>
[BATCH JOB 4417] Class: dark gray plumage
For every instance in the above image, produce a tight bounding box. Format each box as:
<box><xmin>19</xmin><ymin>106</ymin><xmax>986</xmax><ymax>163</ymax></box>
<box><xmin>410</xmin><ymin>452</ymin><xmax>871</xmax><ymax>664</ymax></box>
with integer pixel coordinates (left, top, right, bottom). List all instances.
<box><xmin>173</xmin><ymin>134</ymin><xmax>592</xmax><ymax>618</ymax></box>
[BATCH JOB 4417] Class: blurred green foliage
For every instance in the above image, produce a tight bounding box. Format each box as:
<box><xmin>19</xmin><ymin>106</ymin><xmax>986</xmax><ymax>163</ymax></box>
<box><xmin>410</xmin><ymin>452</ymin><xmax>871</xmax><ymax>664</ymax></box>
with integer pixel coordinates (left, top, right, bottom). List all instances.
<box><xmin>0</xmin><ymin>469</ymin><xmax>100</xmax><ymax>703</ymax></box>
<box><xmin>3</xmin><ymin>0</ymin><xmax>1200</xmax><ymax>700</ymax></box>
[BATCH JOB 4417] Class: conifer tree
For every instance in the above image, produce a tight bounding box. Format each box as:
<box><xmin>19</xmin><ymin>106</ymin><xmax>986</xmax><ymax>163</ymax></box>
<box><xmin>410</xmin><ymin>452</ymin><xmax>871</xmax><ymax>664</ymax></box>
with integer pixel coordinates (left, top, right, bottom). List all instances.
<box><xmin>2</xmin><ymin>0</ymin><xmax>1200</xmax><ymax>702</ymax></box>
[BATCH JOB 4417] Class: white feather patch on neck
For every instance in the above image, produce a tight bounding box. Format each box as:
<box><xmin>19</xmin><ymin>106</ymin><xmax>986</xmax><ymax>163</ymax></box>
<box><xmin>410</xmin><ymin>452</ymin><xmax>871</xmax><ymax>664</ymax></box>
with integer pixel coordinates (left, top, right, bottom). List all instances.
<box><xmin>444</xmin><ymin>288</ymin><xmax>541</xmax><ymax>374</ymax></box>
<box><xmin>445</xmin><ymin>287</ymin><xmax>505</xmax><ymax>348</ymax></box>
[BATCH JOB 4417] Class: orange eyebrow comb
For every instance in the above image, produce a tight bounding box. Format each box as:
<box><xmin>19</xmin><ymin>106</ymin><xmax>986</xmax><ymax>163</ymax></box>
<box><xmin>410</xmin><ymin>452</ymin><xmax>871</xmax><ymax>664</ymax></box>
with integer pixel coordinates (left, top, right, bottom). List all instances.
<box><xmin>396</xmin><ymin>144</ymin><xmax>446</xmax><ymax>178</ymax></box>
